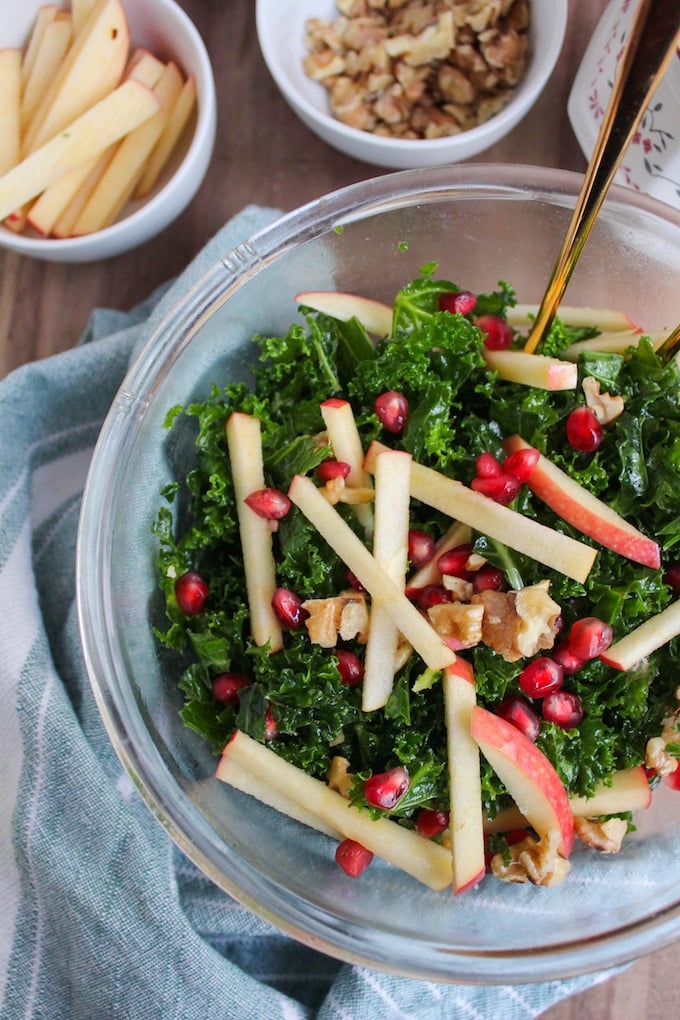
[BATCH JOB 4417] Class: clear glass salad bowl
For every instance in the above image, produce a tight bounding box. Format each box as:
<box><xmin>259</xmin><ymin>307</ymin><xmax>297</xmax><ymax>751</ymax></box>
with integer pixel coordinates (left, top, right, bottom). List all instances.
<box><xmin>77</xmin><ymin>164</ymin><xmax>680</xmax><ymax>984</ymax></box>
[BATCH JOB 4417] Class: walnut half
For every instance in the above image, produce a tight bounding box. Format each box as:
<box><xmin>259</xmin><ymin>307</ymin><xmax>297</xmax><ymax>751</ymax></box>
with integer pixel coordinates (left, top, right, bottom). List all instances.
<box><xmin>490</xmin><ymin>829</ymin><xmax>571</xmax><ymax>886</ymax></box>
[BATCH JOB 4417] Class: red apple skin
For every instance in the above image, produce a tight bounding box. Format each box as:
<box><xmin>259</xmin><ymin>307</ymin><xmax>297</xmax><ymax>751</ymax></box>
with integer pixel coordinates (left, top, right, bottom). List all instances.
<box><xmin>446</xmin><ymin>655</ymin><xmax>475</xmax><ymax>684</ymax></box>
<box><xmin>470</xmin><ymin>705</ymin><xmax>574</xmax><ymax>857</ymax></box>
<box><xmin>503</xmin><ymin>435</ymin><xmax>660</xmax><ymax>570</ymax></box>
<box><xmin>455</xmin><ymin>865</ymin><xmax>487</xmax><ymax>895</ymax></box>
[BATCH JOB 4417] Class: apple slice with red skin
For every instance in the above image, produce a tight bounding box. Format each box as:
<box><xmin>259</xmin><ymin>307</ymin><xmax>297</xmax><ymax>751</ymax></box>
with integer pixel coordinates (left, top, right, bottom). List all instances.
<box><xmin>506</xmin><ymin>304</ymin><xmax>641</xmax><ymax>333</ymax></box>
<box><xmin>484</xmin><ymin>764</ymin><xmax>651</xmax><ymax>834</ymax></box>
<box><xmin>295</xmin><ymin>291</ymin><xmax>392</xmax><ymax>338</ymax></box>
<box><xmin>562</xmin><ymin>329</ymin><xmax>669</xmax><ymax>361</ymax></box>
<box><xmin>364</xmin><ymin>440</ymin><xmax>597</xmax><ymax>585</ymax></box>
<box><xmin>503</xmin><ymin>434</ymin><xmax>660</xmax><ymax>570</ymax></box>
<box><xmin>215</xmin><ymin>753</ymin><xmax>342</xmax><ymax>840</ymax></box>
<box><xmin>443</xmin><ymin>659</ymin><xmax>486</xmax><ymax>893</ymax></box>
<box><xmin>601</xmin><ymin>598</ymin><xmax>680</xmax><ymax>671</ymax></box>
<box><xmin>483</xmin><ymin>349</ymin><xmax>577</xmax><ymax>390</ymax></box>
<box><xmin>217</xmin><ymin>730</ymin><xmax>453</xmax><ymax>890</ymax></box>
<box><xmin>470</xmin><ymin>705</ymin><xmax>574</xmax><ymax>857</ymax></box>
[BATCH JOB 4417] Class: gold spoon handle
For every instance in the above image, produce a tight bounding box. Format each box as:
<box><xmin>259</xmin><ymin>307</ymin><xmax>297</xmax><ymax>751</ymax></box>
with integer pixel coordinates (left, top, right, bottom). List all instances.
<box><xmin>657</xmin><ymin>322</ymin><xmax>680</xmax><ymax>363</ymax></box>
<box><xmin>524</xmin><ymin>0</ymin><xmax>680</xmax><ymax>354</ymax></box>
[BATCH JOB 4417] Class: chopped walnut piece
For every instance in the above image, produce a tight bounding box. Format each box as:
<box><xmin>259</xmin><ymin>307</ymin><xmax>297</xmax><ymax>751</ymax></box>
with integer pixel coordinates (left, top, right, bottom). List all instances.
<box><xmin>472</xmin><ymin>581</ymin><xmax>561</xmax><ymax>662</ymax></box>
<box><xmin>574</xmin><ymin>816</ymin><xmax>628</xmax><ymax>854</ymax></box>
<box><xmin>582</xmin><ymin>376</ymin><xmax>625</xmax><ymax>426</ymax></box>
<box><xmin>491</xmin><ymin>830</ymin><xmax>571</xmax><ymax>886</ymax></box>
<box><xmin>646</xmin><ymin>735</ymin><xmax>679</xmax><ymax>778</ymax></box>
<box><xmin>302</xmin><ymin>592</ymin><xmax>370</xmax><ymax>647</ymax></box>
<box><xmin>328</xmin><ymin>77</ymin><xmax>377</xmax><ymax>130</ymax></box>
<box><xmin>340</xmin><ymin>15</ymin><xmax>388</xmax><ymax>50</ymax></box>
<box><xmin>436</xmin><ymin>63</ymin><xmax>476</xmax><ymax>104</ymax></box>
<box><xmin>327</xmin><ymin>755</ymin><xmax>354</xmax><ymax>798</ymax></box>
<box><xmin>385</xmin><ymin>12</ymin><xmax>455</xmax><ymax>67</ymax></box>
<box><xmin>479</xmin><ymin>27</ymin><xmax>527</xmax><ymax>83</ymax></box>
<box><xmin>441</xmin><ymin>575</ymin><xmax>474</xmax><ymax>601</ymax></box>
<box><xmin>302</xmin><ymin>49</ymin><xmax>347</xmax><ymax>82</ymax></box>
<box><xmin>303</xmin><ymin>0</ymin><xmax>531</xmax><ymax>140</ymax></box>
<box><xmin>428</xmin><ymin>600</ymin><xmax>484</xmax><ymax>647</ymax></box>
<box><xmin>513</xmin><ymin>580</ymin><xmax>562</xmax><ymax>658</ymax></box>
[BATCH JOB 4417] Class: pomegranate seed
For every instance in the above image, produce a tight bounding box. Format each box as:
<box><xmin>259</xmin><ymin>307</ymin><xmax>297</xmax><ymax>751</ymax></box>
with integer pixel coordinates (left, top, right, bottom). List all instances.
<box><xmin>505</xmin><ymin>827</ymin><xmax>531</xmax><ymax>846</ymax></box>
<box><xmin>244</xmin><ymin>487</ymin><xmax>291</xmax><ymax>520</ymax></box>
<box><xmin>503</xmin><ymin>446</ymin><xmax>540</xmax><ymax>482</ymax></box>
<box><xmin>471</xmin><ymin>564</ymin><xmax>506</xmax><ymax>594</ymax></box>
<box><xmin>664</xmin><ymin>561</ymin><xmax>680</xmax><ymax>594</ymax></box>
<box><xmin>364</xmin><ymin>765</ymin><xmax>410</xmax><ymax>810</ymax></box>
<box><xmin>335</xmin><ymin>838</ymin><xmax>374</xmax><ymax>877</ymax></box>
<box><xmin>518</xmin><ymin>657</ymin><xmax>564</xmax><ymax>698</ymax></box>
<box><xmin>497</xmin><ymin>696</ymin><xmax>540</xmax><ymax>742</ymax></box>
<box><xmin>568</xmin><ymin>616</ymin><xmax>614</xmax><ymax>660</ymax></box>
<box><xmin>174</xmin><ymin>570</ymin><xmax>208</xmax><ymax>615</ymax></box>
<box><xmin>542</xmin><ymin>689</ymin><xmax>584</xmax><ymax>730</ymax></box>
<box><xmin>476</xmin><ymin>314</ymin><xmax>513</xmax><ymax>350</ymax></box>
<box><xmin>552</xmin><ymin>640</ymin><xmax>585</xmax><ymax>675</ymax></box>
<box><xmin>375</xmin><ymin>390</ymin><xmax>408</xmax><ymax>435</ymax></box>
<box><xmin>335</xmin><ymin>649</ymin><xmax>364</xmax><ymax>687</ymax></box>
<box><xmin>471</xmin><ymin>472</ymin><xmax>521</xmax><ymax>506</ymax></box>
<box><xmin>264</xmin><ymin>704</ymin><xmax>278</xmax><ymax>741</ymax></box>
<box><xmin>317</xmin><ymin>460</ymin><xmax>351</xmax><ymax>483</ymax></box>
<box><xmin>438</xmin><ymin>290</ymin><xmax>477</xmax><ymax>316</ymax></box>
<box><xmin>271</xmin><ymin>587</ymin><xmax>309</xmax><ymax>630</ymax></box>
<box><xmin>211</xmin><ymin>672</ymin><xmax>251</xmax><ymax>704</ymax></box>
<box><xmin>663</xmin><ymin>767</ymin><xmax>680</xmax><ymax>791</ymax></box>
<box><xmin>408</xmin><ymin>529</ymin><xmax>436</xmax><ymax>568</ymax></box>
<box><xmin>415</xmin><ymin>808</ymin><xmax>449</xmax><ymax>839</ymax></box>
<box><xmin>476</xmin><ymin>452</ymin><xmax>503</xmax><ymax>478</ymax></box>
<box><xmin>436</xmin><ymin>543</ymin><xmax>473</xmax><ymax>577</ymax></box>
<box><xmin>566</xmin><ymin>406</ymin><xmax>603</xmax><ymax>452</ymax></box>
<box><xmin>417</xmin><ymin>584</ymin><xmax>451</xmax><ymax>611</ymax></box>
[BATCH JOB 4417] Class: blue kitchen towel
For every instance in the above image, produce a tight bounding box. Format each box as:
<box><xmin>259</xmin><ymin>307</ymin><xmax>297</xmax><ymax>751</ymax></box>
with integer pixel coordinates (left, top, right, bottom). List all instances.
<box><xmin>0</xmin><ymin>206</ymin><xmax>617</xmax><ymax>1019</ymax></box>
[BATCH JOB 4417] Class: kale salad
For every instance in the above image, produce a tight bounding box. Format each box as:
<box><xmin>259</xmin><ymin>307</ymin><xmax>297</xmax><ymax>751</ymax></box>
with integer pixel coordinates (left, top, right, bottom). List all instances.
<box><xmin>152</xmin><ymin>263</ymin><xmax>680</xmax><ymax>890</ymax></box>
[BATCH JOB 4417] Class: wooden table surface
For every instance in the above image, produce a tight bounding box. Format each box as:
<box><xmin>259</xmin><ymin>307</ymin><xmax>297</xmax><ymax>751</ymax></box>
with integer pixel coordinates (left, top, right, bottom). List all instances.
<box><xmin>2</xmin><ymin>0</ymin><xmax>678</xmax><ymax>1013</ymax></box>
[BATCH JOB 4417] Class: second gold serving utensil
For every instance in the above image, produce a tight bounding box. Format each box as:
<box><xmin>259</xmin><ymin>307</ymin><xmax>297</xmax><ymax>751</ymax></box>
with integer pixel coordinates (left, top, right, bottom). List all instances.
<box><xmin>524</xmin><ymin>0</ymin><xmax>680</xmax><ymax>354</ymax></box>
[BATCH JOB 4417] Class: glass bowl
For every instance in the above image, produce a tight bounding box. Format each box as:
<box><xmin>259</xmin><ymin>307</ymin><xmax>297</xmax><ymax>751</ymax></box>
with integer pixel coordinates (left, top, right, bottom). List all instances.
<box><xmin>77</xmin><ymin>163</ymin><xmax>680</xmax><ymax>984</ymax></box>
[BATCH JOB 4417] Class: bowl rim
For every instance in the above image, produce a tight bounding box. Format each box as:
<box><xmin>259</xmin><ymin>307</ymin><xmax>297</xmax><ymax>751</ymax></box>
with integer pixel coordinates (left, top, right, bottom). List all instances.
<box><xmin>255</xmin><ymin>0</ymin><xmax>568</xmax><ymax>157</ymax></box>
<box><xmin>0</xmin><ymin>0</ymin><xmax>217</xmax><ymax>260</ymax></box>
<box><xmin>77</xmin><ymin>162</ymin><xmax>680</xmax><ymax>984</ymax></box>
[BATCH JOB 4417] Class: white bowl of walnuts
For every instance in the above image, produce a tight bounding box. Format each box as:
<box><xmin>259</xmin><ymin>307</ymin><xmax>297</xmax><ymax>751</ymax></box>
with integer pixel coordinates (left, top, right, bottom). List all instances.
<box><xmin>256</xmin><ymin>0</ymin><xmax>567</xmax><ymax>169</ymax></box>
<box><xmin>0</xmin><ymin>0</ymin><xmax>216</xmax><ymax>262</ymax></box>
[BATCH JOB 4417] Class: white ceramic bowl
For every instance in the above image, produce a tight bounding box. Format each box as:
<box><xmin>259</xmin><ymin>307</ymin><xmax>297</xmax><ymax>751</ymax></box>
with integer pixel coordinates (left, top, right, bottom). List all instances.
<box><xmin>0</xmin><ymin>0</ymin><xmax>216</xmax><ymax>262</ymax></box>
<box><xmin>568</xmin><ymin>0</ymin><xmax>680</xmax><ymax>211</ymax></box>
<box><xmin>256</xmin><ymin>0</ymin><xmax>567</xmax><ymax>169</ymax></box>
<box><xmin>77</xmin><ymin>164</ymin><xmax>680</xmax><ymax>985</ymax></box>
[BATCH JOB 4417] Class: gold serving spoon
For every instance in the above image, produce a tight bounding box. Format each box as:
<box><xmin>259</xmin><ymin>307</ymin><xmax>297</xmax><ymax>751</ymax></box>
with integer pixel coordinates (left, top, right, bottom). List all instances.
<box><xmin>656</xmin><ymin>321</ymin><xmax>680</xmax><ymax>362</ymax></box>
<box><xmin>524</xmin><ymin>0</ymin><xmax>680</xmax><ymax>355</ymax></box>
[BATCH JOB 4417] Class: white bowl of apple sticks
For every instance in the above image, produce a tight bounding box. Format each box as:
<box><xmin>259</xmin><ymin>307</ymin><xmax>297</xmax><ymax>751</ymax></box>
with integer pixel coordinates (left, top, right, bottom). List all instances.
<box><xmin>0</xmin><ymin>0</ymin><xmax>216</xmax><ymax>261</ymax></box>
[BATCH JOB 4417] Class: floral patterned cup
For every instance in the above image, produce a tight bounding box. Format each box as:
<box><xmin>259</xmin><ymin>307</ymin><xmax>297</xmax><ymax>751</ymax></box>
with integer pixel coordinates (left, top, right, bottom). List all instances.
<box><xmin>567</xmin><ymin>0</ymin><xmax>680</xmax><ymax>210</ymax></box>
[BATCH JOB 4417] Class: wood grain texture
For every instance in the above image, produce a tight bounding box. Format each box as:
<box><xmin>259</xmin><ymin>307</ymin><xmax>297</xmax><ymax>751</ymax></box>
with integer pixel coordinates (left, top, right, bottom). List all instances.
<box><xmin>3</xmin><ymin>2</ymin><xmax>679</xmax><ymax>1013</ymax></box>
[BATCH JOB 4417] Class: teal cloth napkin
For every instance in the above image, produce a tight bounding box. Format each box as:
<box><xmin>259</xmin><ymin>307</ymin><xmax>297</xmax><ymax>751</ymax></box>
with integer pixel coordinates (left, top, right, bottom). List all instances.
<box><xmin>0</xmin><ymin>207</ymin><xmax>618</xmax><ymax>1019</ymax></box>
